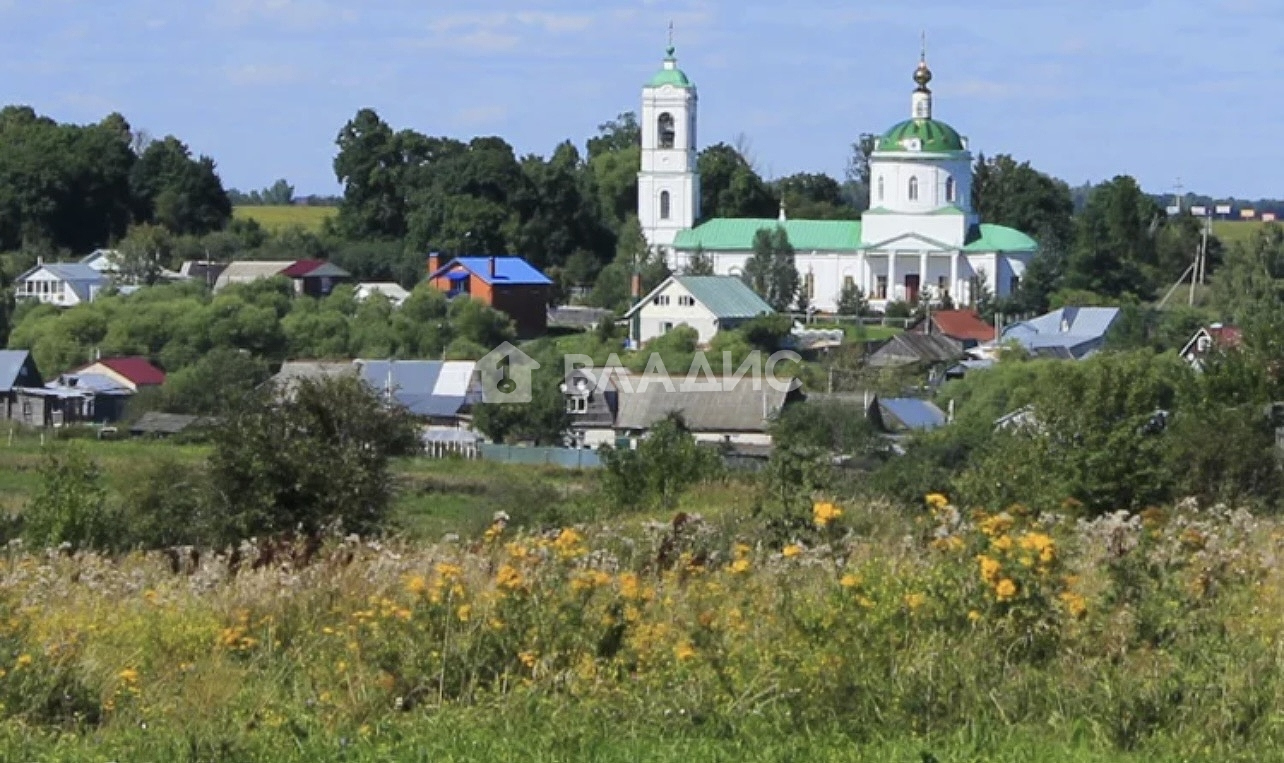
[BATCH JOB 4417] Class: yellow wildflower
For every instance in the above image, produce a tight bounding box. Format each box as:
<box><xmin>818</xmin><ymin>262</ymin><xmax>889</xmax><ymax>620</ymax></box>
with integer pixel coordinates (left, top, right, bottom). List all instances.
<box><xmin>733</xmin><ymin>542</ymin><xmax>751</xmax><ymax>558</ymax></box>
<box><xmin>967</xmin><ymin>609</ymin><xmax>982</xmax><ymax>623</ymax></box>
<box><xmin>319</xmin><ymin>691</ymin><xmax>333</xmax><ymax>704</ymax></box>
<box><xmin>903</xmin><ymin>593</ymin><xmax>926</xmax><ymax>611</ymax></box>
<box><xmin>15</xmin><ymin>654</ymin><xmax>32</xmax><ymax>668</ymax></box>
<box><xmin>483</xmin><ymin>521</ymin><xmax>504</xmax><ymax>542</ymax></box>
<box><xmin>995</xmin><ymin>578</ymin><xmax>1018</xmax><ymax>601</ymax></box>
<box><xmin>1018</xmin><ymin>532</ymin><xmax>1056</xmax><ymax>565</ymax></box>
<box><xmin>404</xmin><ymin>575</ymin><xmax>428</xmax><ymax>595</ymax></box>
<box><xmin>553</xmin><ymin>528</ymin><xmax>587</xmax><ymax>559</ymax></box>
<box><xmin>618</xmin><ymin>572</ymin><xmax>641</xmax><ymax>600</ymax></box>
<box><xmin>925</xmin><ymin>493</ymin><xmax>949</xmax><ymax>511</ymax></box>
<box><xmin>456</xmin><ymin>604</ymin><xmax>472</xmax><ymax>622</ymax></box>
<box><xmin>782</xmin><ymin>543</ymin><xmax>803</xmax><ymax>558</ymax></box>
<box><xmin>978</xmin><ymin>555</ymin><xmax>1002</xmax><ymax>585</ymax></box>
<box><xmin>979</xmin><ymin>513</ymin><xmax>1014</xmax><ymax>538</ymax></box>
<box><xmin>991</xmin><ymin>534</ymin><xmax>1014</xmax><ymax>552</ymax></box>
<box><xmin>813</xmin><ymin>501</ymin><xmax>843</xmax><ymax>527</ymax></box>
<box><xmin>435</xmin><ymin>562</ymin><xmax>463</xmax><ymax>580</ymax></box>
<box><xmin>495</xmin><ymin>564</ymin><xmax>525</xmax><ymax>591</ymax></box>
<box><xmin>518</xmin><ymin>651</ymin><xmax>538</xmax><ymax>669</ymax></box>
<box><xmin>673</xmin><ymin>641</ymin><xmax>697</xmax><ymax>662</ymax></box>
<box><xmin>1059</xmin><ymin>591</ymin><xmax>1088</xmax><ymax>619</ymax></box>
<box><xmin>117</xmin><ymin>667</ymin><xmax>139</xmax><ymax>684</ymax></box>
<box><xmin>930</xmin><ymin>535</ymin><xmax>965</xmax><ymax>552</ymax></box>
<box><xmin>729</xmin><ymin>558</ymin><xmax>751</xmax><ymax>575</ymax></box>
<box><xmin>840</xmin><ymin>573</ymin><xmax>862</xmax><ymax>589</ymax></box>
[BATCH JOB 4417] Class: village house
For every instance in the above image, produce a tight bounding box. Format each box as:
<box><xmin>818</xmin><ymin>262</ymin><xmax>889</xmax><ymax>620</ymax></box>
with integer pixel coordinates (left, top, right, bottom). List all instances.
<box><xmin>66</xmin><ymin>356</ymin><xmax>166</xmax><ymax>392</ymax></box>
<box><xmin>354</xmin><ymin>282</ymin><xmax>411</xmax><ymax>307</ymax></box>
<box><xmin>426</xmin><ymin>254</ymin><xmax>553</xmax><ymax>338</ymax></box>
<box><xmin>908</xmin><ymin>308</ymin><xmax>995</xmax><ymax>348</ymax></box>
<box><xmin>213</xmin><ymin>259</ymin><xmax>352</xmax><ymax>296</ymax></box>
<box><xmin>14</xmin><ymin>261</ymin><xmax>107</xmax><ymax>307</ymax></box>
<box><xmin>79</xmin><ymin>248</ymin><xmax>185</xmax><ymax>284</ymax></box>
<box><xmin>0</xmin><ymin>350</ymin><xmax>45</xmax><ymax>424</ymax></box>
<box><xmin>866</xmin><ymin>332</ymin><xmax>965</xmax><ymax>369</ymax></box>
<box><xmin>1180</xmin><ymin>323</ymin><xmax>1242</xmax><ymax>369</ymax></box>
<box><xmin>866</xmin><ymin>395</ymin><xmax>948</xmax><ymax>434</ymax></box>
<box><xmin>992</xmin><ymin>306</ymin><xmax>1120</xmax><ymax>360</ymax></box>
<box><xmin>622</xmin><ymin>274</ymin><xmax>774</xmax><ymax>347</ymax></box>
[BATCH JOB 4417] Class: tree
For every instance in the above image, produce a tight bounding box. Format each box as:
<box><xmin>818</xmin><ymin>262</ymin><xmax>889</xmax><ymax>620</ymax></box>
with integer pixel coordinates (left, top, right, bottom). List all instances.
<box><xmin>971</xmin><ymin>154</ymin><xmax>1075</xmax><ymax>252</ymax></box>
<box><xmin>698</xmin><ymin>143</ymin><xmax>777</xmax><ymax>220</ymax></box>
<box><xmin>470</xmin><ymin>342</ymin><xmax>570</xmax><ymax>446</ymax></box>
<box><xmin>1064</xmin><ymin>176</ymin><xmax>1161</xmax><ymax>299</ymax></box>
<box><xmin>23</xmin><ymin>444</ymin><xmax>114</xmax><ymax>551</ymax></box>
<box><xmin>599</xmin><ymin>413</ymin><xmax>722</xmax><ymax>510</ymax></box>
<box><xmin>843</xmin><ymin>133</ymin><xmax>877</xmax><ymax>212</ymax></box>
<box><xmin>332</xmin><ymin>109</ymin><xmax>409</xmax><ymax>240</ymax></box>
<box><xmin>836</xmin><ymin>281</ymin><xmax>868</xmax><ymax>317</ymax></box>
<box><xmin>130</xmin><ymin>136</ymin><xmax>232</xmax><ymax>235</ymax></box>
<box><xmin>587</xmin><ymin>216</ymin><xmax>669</xmax><ymax>312</ymax></box>
<box><xmin>115</xmin><ymin>224</ymin><xmax>173</xmax><ymax>285</ymax></box>
<box><xmin>743</xmin><ymin>226</ymin><xmax>799</xmax><ymax>311</ymax></box>
<box><xmin>774</xmin><ymin>172</ymin><xmax>858</xmax><ymax>220</ymax></box>
<box><xmin>683</xmin><ymin>244</ymin><xmax>714</xmax><ymax>275</ymax></box>
<box><xmin>206</xmin><ymin>375</ymin><xmax>422</xmax><ymax>544</ymax></box>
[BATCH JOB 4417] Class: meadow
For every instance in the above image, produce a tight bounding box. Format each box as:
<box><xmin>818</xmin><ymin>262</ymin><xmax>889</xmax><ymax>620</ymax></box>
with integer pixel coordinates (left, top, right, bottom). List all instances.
<box><xmin>1212</xmin><ymin>219</ymin><xmax>1271</xmax><ymax>248</ymax></box>
<box><xmin>0</xmin><ymin>430</ymin><xmax>1281</xmax><ymax>761</ymax></box>
<box><xmin>233</xmin><ymin>205</ymin><xmax>338</xmax><ymax>233</ymax></box>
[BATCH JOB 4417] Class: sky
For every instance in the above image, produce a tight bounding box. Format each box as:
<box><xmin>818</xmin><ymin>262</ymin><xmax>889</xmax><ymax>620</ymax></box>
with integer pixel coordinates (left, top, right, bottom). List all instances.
<box><xmin>0</xmin><ymin>0</ymin><xmax>1276</xmax><ymax>200</ymax></box>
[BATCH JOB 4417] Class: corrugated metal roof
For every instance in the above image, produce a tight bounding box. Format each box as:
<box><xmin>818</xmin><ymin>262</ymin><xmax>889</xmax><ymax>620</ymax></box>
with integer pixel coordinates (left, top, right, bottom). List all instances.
<box><xmin>48</xmin><ymin>372</ymin><xmax>132</xmax><ymax>393</ymax></box>
<box><xmin>214</xmin><ymin>261</ymin><xmax>293</xmax><ymax>290</ymax></box>
<box><xmin>963</xmin><ymin>224</ymin><xmax>1039</xmax><ymax>252</ymax></box>
<box><xmin>999</xmin><ymin>307</ymin><xmax>1120</xmax><ymax>360</ymax></box>
<box><xmin>677</xmin><ymin>276</ymin><xmax>774</xmax><ymax>319</ymax></box>
<box><xmin>429</xmin><ymin>256</ymin><xmax>553</xmax><ymax>286</ymax></box>
<box><xmin>868</xmin><ymin>333</ymin><xmax>963</xmax><ymax>367</ymax></box>
<box><xmin>672</xmin><ymin>219</ymin><xmax>861</xmax><ymax>251</ymax></box>
<box><xmin>0</xmin><ymin>350</ymin><xmax>36</xmax><ymax>392</ymax></box>
<box><xmin>356</xmin><ymin>360</ymin><xmax>477</xmax><ymax>418</ymax></box>
<box><xmin>614</xmin><ymin>375</ymin><xmax>792</xmax><ymax>433</ymax></box>
<box><xmin>880</xmin><ymin>398</ymin><xmax>947</xmax><ymax>431</ymax></box>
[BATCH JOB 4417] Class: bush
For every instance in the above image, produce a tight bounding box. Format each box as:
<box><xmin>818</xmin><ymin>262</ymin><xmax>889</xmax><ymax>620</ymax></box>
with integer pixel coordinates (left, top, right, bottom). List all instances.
<box><xmin>599</xmin><ymin>413</ymin><xmax>722</xmax><ymax>511</ymax></box>
<box><xmin>22</xmin><ymin>443</ymin><xmax>116</xmax><ymax>551</ymax></box>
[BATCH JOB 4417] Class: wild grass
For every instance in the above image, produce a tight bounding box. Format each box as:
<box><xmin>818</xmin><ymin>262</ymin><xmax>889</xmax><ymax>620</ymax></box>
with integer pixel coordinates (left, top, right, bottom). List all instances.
<box><xmin>1213</xmin><ymin>219</ymin><xmax>1276</xmax><ymax>248</ymax></box>
<box><xmin>0</xmin><ymin>489</ymin><xmax>1278</xmax><ymax>760</ymax></box>
<box><xmin>233</xmin><ymin>205</ymin><xmax>338</xmax><ymax>233</ymax></box>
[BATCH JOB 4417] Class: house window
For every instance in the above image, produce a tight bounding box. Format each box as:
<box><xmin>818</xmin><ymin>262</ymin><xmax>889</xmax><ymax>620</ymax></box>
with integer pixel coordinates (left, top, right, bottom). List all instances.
<box><xmin>946</xmin><ymin>176</ymin><xmax>956</xmax><ymax>203</ymax></box>
<box><xmin>938</xmin><ymin>275</ymin><xmax>949</xmax><ymax>297</ymax></box>
<box><xmin>652</xmin><ymin>294</ymin><xmax>670</xmax><ymax>306</ymax></box>
<box><xmin>658</xmin><ymin>112</ymin><xmax>675</xmax><ymax>149</ymax></box>
<box><xmin>662</xmin><ymin>322</ymin><xmax>674</xmax><ymax>333</ymax></box>
<box><xmin>566</xmin><ymin>396</ymin><xmax>588</xmax><ymax>414</ymax></box>
<box><xmin>1009</xmin><ymin>276</ymin><xmax>1020</xmax><ymax>294</ymax></box>
<box><xmin>908</xmin><ymin>177</ymin><xmax>919</xmax><ymax>201</ymax></box>
<box><xmin>876</xmin><ymin>275</ymin><xmax>888</xmax><ymax>300</ymax></box>
<box><xmin>660</xmin><ymin>190</ymin><xmax>671</xmax><ymax>220</ymax></box>
<box><xmin>877</xmin><ymin>176</ymin><xmax>884</xmax><ymax>202</ymax></box>
<box><xmin>678</xmin><ymin>295</ymin><xmax>695</xmax><ymax>307</ymax></box>
<box><xmin>843</xmin><ymin>275</ymin><xmax>854</xmax><ymax>291</ymax></box>
<box><xmin>805</xmin><ymin>272</ymin><xmax>815</xmax><ymax>299</ymax></box>
<box><xmin>447</xmin><ymin>276</ymin><xmax>470</xmax><ymax>297</ymax></box>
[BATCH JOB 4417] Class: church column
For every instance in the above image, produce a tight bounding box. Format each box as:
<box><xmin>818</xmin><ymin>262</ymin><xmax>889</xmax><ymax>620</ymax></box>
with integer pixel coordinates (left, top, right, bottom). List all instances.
<box><xmin>887</xmin><ymin>252</ymin><xmax>897</xmax><ymax>302</ymax></box>
<box><xmin>949</xmin><ymin>251</ymin><xmax>959</xmax><ymax>304</ymax></box>
<box><xmin>919</xmin><ymin>252</ymin><xmax>929</xmax><ymax>302</ymax></box>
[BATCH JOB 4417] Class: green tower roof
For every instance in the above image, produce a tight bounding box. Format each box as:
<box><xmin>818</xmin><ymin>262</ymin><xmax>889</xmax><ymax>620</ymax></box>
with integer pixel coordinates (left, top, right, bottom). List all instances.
<box><xmin>648</xmin><ymin>46</ymin><xmax>694</xmax><ymax>88</ymax></box>
<box><xmin>876</xmin><ymin>118</ymin><xmax>967</xmax><ymax>153</ymax></box>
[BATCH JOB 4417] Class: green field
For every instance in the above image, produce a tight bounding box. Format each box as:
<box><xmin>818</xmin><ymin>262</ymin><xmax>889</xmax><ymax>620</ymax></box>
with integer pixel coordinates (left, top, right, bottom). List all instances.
<box><xmin>1212</xmin><ymin>219</ymin><xmax>1277</xmax><ymax>248</ymax></box>
<box><xmin>233</xmin><ymin>204</ymin><xmax>338</xmax><ymax>233</ymax></box>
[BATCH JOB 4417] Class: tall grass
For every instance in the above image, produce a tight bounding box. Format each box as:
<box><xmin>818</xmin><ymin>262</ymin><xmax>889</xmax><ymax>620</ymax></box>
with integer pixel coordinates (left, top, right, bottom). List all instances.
<box><xmin>0</xmin><ymin>495</ymin><xmax>1278</xmax><ymax>759</ymax></box>
<box><xmin>233</xmin><ymin>205</ymin><xmax>337</xmax><ymax>233</ymax></box>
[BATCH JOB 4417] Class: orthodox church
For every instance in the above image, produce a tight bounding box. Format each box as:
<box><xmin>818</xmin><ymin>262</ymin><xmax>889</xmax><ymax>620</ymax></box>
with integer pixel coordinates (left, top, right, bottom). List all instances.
<box><xmin>635</xmin><ymin>42</ymin><xmax>1037</xmax><ymax>312</ymax></box>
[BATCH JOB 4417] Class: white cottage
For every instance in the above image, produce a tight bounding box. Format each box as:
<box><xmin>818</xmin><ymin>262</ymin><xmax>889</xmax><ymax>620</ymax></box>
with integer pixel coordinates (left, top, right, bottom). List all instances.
<box><xmin>14</xmin><ymin>262</ymin><xmax>107</xmax><ymax>307</ymax></box>
<box><xmin>623</xmin><ymin>274</ymin><xmax>774</xmax><ymax>347</ymax></box>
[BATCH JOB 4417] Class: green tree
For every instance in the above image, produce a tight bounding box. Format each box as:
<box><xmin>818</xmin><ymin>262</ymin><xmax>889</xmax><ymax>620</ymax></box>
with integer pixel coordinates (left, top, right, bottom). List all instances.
<box><xmin>1064</xmin><ymin>176</ymin><xmax>1161</xmax><ymax>299</ymax></box>
<box><xmin>206</xmin><ymin>375</ymin><xmax>422</xmax><ymax>544</ymax></box>
<box><xmin>836</xmin><ymin>281</ymin><xmax>868</xmax><ymax>316</ymax></box>
<box><xmin>599</xmin><ymin>412</ymin><xmax>722</xmax><ymax>510</ymax></box>
<box><xmin>587</xmin><ymin>216</ymin><xmax>669</xmax><ymax>311</ymax></box>
<box><xmin>23</xmin><ymin>444</ymin><xmax>115</xmax><ymax>551</ymax></box>
<box><xmin>470</xmin><ymin>342</ymin><xmax>570</xmax><ymax>445</ymax></box>
<box><xmin>331</xmin><ymin>109</ymin><xmax>410</xmax><ymax>240</ymax></box>
<box><xmin>971</xmin><ymin>154</ymin><xmax>1075</xmax><ymax>251</ymax></box>
<box><xmin>774</xmin><ymin>172</ymin><xmax>858</xmax><ymax>220</ymax></box>
<box><xmin>743</xmin><ymin>226</ymin><xmax>799</xmax><ymax>311</ymax></box>
<box><xmin>130</xmin><ymin>136</ymin><xmax>232</xmax><ymax>235</ymax></box>
<box><xmin>683</xmin><ymin>244</ymin><xmax>714</xmax><ymax>275</ymax></box>
<box><xmin>843</xmin><ymin>133</ymin><xmax>877</xmax><ymax>212</ymax></box>
<box><xmin>698</xmin><ymin>143</ymin><xmax>777</xmax><ymax>220</ymax></box>
<box><xmin>115</xmin><ymin>223</ymin><xmax>173</xmax><ymax>285</ymax></box>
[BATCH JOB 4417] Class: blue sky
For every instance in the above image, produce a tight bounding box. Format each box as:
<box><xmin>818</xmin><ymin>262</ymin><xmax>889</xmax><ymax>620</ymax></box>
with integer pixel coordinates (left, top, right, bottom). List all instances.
<box><xmin>1</xmin><ymin>0</ymin><xmax>1275</xmax><ymax>200</ymax></box>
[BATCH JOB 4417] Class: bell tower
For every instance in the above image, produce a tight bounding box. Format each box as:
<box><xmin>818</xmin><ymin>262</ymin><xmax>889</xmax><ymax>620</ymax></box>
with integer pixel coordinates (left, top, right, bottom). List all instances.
<box><xmin>638</xmin><ymin>25</ymin><xmax>700</xmax><ymax>253</ymax></box>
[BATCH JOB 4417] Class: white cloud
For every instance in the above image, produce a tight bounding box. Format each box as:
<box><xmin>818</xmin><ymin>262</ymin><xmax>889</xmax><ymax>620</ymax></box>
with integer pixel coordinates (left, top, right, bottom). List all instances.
<box><xmin>225</xmin><ymin>63</ymin><xmax>303</xmax><ymax>87</ymax></box>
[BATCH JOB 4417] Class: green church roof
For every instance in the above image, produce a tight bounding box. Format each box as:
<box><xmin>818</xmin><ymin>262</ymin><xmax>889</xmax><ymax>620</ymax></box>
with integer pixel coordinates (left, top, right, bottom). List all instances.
<box><xmin>648</xmin><ymin>47</ymin><xmax>694</xmax><ymax>88</ymax></box>
<box><xmin>877</xmin><ymin>118</ymin><xmax>966</xmax><ymax>153</ymax></box>
<box><xmin>672</xmin><ymin>218</ymin><xmax>862</xmax><ymax>251</ymax></box>
<box><xmin>963</xmin><ymin>224</ymin><xmax>1038</xmax><ymax>252</ymax></box>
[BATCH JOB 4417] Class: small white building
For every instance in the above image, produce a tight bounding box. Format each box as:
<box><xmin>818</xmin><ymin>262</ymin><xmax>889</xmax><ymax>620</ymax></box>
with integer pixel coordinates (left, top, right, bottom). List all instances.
<box><xmin>14</xmin><ymin>262</ymin><xmax>107</xmax><ymax>307</ymax></box>
<box><xmin>623</xmin><ymin>274</ymin><xmax>774</xmax><ymax>347</ymax></box>
<box><xmin>355</xmin><ymin>282</ymin><xmax>411</xmax><ymax>307</ymax></box>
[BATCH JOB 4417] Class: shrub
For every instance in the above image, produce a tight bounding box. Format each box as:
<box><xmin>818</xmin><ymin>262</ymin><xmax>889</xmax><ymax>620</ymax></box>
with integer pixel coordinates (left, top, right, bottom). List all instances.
<box><xmin>599</xmin><ymin>413</ymin><xmax>722</xmax><ymax>511</ymax></box>
<box><xmin>22</xmin><ymin>443</ymin><xmax>117</xmax><ymax>551</ymax></box>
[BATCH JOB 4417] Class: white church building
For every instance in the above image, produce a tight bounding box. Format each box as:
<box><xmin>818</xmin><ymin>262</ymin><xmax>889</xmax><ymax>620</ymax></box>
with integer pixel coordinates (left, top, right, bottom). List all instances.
<box><xmin>635</xmin><ymin>44</ymin><xmax>1037</xmax><ymax>313</ymax></box>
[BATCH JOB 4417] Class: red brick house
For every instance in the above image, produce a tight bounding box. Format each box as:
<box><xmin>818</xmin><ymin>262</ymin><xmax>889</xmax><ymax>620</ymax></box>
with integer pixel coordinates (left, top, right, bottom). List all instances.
<box><xmin>426</xmin><ymin>254</ymin><xmax>553</xmax><ymax>338</ymax></box>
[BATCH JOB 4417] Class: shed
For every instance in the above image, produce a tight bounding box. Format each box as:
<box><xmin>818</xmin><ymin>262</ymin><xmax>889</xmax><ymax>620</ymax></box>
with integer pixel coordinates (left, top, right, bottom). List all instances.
<box><xmin>867</xmin><ymin>396</ymin><xmax>948</xmax><ymax>433</ymax></box>
<box><xmin>130</xmin><ymin>412</ymin><xmax>213</xmax><ymax>437</ymax></box>
<box><xmin>866</xmin><ymin>333</ymin><xmax>964</xmax><ymax>368</ymax></box>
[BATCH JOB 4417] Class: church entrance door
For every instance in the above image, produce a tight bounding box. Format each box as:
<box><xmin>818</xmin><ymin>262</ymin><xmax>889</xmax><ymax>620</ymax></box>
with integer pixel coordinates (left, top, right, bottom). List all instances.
<box><xmin>904</xmin><ymin>274</ymin><xmax>920</xmax><ymax>304</ymax></box>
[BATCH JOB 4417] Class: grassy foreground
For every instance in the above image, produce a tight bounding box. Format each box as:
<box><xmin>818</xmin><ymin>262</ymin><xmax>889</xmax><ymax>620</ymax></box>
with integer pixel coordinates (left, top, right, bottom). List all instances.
<box><xmin>233</xmin><ymin>205</ymin><xmax>338</xmax><ymax>233</ymax></box>
<box><xmin>0</xmin><ymin>487</ymin><xmax>1280</xmax><ymax>761</ymax></box>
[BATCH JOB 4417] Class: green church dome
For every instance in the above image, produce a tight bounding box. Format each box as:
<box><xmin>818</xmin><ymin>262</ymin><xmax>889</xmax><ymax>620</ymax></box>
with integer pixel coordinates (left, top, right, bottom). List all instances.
<box><xmin>876</xmin><ymin>118</ymin><xmax>966</xmax><ymax>153</ymax></box>
<box><xmin>648</xmin><ymin>46</ymin><xmax>694</xmax><ymax>88</ymax></box>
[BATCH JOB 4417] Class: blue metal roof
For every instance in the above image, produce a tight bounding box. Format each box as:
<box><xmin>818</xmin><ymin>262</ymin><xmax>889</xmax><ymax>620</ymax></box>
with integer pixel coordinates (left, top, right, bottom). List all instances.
<box><xmin>881</xmin><ymin>398</ymin><xmax>947</xmax><ymax>431</ymax></box>
<box><xmin>0</xmin><ymin>350</ymin><xmax>37</xmax><ymax>392</ymax></box>
<box><xmin>999</xmin><ymin>307</ymin><xmax>1120</xmax><ymax>360</ymax></box>
<box><xmin>429</xmin><ymin>256</ymin><xmax>553</xmax><ymax>287</ymax></box>
<box><xmin>17</xmin><ymin>262</ymin><xmax>107</xmax><ymax>301</ymax></box>
<box><xmin>356</xmin><ymin>360</ymin><xmax>477</xmax><ymax>418</ymax></box>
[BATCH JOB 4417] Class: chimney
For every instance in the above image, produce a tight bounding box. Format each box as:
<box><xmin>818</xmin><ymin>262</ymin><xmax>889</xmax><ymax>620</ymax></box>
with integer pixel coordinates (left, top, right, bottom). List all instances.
<box><xmin>631</xmin><ymin>272</ymin><xmax>642</xmax><ymax>299</ymax></box>
<box><xmin>427</xmin><ymin>252</ymin><xmax>440</xmax><ymax>275</ymax></box>
<box><xmin>489</xmin><ymin>256</ymin><xmax>497</xmax><ymax>280</ymax></box>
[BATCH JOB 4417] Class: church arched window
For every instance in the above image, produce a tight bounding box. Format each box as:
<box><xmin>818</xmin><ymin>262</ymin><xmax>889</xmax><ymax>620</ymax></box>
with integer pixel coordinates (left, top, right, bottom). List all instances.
<box><xmin>660</xmin><ymin>191</ymin><xmax>671</xmax><ymax>220</ymax></box>
<box><xmin>908</xmin><ymin>176</ymin><xmax>919</xmax><ymax>201</ymax></box>
<box><xmin>877</xmin><ymin>176</ymin><xmax>885</xmax><ymax>202</ymax></box>
<box><xmin>946</xmin><ymin>176</ymin><xmax>956</xmax><ymax>203</ymax></box>
<box><xmin>658</xmin><ymin>113</ymin><xmax>675</xmax><ymax>149</ymax></box>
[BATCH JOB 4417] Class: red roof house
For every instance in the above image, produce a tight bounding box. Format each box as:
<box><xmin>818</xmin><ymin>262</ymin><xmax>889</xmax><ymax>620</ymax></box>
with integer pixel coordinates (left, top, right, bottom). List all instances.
<box><xmin>70</xmin><ymin>356</ymin><xmax>166</xmax><ymax>391</ymax></box>
<box><xmin>1181</xmin><ymin>323</ymin><xmax>1243</xmax><ymax>367</ymax></box>
<box><xmin>910</xmin><ymin>309</ymin><xmax>996</xmax><ymax>346</ymax></box>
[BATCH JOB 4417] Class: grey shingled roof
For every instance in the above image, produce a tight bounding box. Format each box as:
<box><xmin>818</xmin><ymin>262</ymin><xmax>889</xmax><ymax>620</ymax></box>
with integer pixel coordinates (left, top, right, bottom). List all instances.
<box><xmin>867</xmin><ymin>333</ymin><xmax>964</xmax><ymax>367</ymax></box>
<box><xmin>614</xmin><ymin>375</ymin><xmax>792</xmax><ymax>433</ymax></box>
